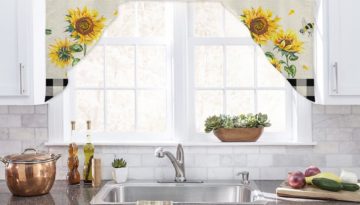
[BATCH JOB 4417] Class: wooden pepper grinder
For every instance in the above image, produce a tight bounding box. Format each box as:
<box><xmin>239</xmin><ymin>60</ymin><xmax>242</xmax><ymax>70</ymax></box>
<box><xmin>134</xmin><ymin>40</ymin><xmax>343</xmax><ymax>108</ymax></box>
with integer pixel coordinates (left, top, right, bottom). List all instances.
<box><xmin>67</xmin><ymin>121</ymin><xmax>80</xmax><ymax>185</ymax></box>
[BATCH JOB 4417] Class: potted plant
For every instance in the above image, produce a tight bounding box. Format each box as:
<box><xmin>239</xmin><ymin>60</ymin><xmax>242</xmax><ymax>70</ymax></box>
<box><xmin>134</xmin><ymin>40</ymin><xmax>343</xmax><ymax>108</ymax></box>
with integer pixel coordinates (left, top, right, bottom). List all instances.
<box><xmin>204</xmin><ymin>113</ymin><xmax>271</xmax><ymax>142</ymax></box>
<box><xmin>112</xmin><ymin>158</ymin><xmax>128</xmax><ymax>183</ymax></box>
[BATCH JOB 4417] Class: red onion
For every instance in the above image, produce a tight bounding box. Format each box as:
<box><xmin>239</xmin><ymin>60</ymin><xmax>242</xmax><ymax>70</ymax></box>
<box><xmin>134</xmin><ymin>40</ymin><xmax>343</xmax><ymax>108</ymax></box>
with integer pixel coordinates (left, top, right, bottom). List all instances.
<box><xmin>288</xmin><ymin>171</ymin><xmax>306</xmax><ymax>189</ymax></box>
<box><xmin>304</xmin><ymin>166</ymin><xmax>321</xmax><ymax>177</ymax></box>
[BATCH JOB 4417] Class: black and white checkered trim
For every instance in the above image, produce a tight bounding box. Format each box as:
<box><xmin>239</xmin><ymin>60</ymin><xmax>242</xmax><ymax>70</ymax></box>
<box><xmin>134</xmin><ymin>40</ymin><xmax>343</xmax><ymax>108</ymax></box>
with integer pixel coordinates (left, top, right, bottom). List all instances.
<box><xmin>45</xmin><ymin>78</ymin><xmax>68</xmax><ymax>102</ymax></box>
<box><xmin>44</xmin><ymin>78</ymin><xmax>315</xmax><ymax>102</ymax></box>
<box><xmin>287</xmin><ymin>79</ymin><xmax>315</xmax><ymax>102</ymax></box>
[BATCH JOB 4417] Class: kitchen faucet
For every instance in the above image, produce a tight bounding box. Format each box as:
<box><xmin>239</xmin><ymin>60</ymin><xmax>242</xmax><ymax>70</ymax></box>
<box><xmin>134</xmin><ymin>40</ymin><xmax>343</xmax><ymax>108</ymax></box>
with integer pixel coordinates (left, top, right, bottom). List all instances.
<box><xmin>237</xmin><ymin>171</ymin><xmax>250</xmax><ymax>185</ymax></box>
<box><xmin>155</xmin><ymin>144</ymin><xmax>186</xmax><ymax>182</ymax></box>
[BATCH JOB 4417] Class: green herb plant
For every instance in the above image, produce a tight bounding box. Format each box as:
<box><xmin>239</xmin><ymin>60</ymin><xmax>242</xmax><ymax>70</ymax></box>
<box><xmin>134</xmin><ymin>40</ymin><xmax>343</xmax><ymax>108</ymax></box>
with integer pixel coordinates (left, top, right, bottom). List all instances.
<box><xmin>204</xmin><ymin>113</ymin><xmax>271</xmax><ymax>133</ymax></box>
<box><xmin>112</xmin><ymin>158</ymin><xmax>127</xmax><ymax>168</ymax></box>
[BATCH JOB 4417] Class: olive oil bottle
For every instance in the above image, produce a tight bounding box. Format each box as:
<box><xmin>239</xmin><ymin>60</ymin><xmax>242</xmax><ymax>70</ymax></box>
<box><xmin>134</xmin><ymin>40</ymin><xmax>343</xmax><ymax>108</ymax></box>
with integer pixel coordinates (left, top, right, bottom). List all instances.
<box><xmin>67</xmin><ymin>121</ymin><xmax>80</xmax><ymax>185</ymax></box>
<box><xmin>83</xmin><ymin>120</ymin><xmax>95</xmax><ymax>184</ymax></box>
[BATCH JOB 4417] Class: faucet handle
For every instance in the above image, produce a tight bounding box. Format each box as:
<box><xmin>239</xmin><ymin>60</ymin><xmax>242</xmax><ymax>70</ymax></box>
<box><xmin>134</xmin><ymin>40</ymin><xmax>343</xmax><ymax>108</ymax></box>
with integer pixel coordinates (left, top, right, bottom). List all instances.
<box><xmin>155</xmin><ymin>147</ymin><xmax>164</xmax><ymax>158</ymax></box>
<box><xmin>176</xmin><ymin>144</ymin><xmax>184</xmax><ymax>162</ymax></box>
<box><xmin>236</xmin><ymin>171</ymin><xmax>250</xmax><ymax>184</ymax></box>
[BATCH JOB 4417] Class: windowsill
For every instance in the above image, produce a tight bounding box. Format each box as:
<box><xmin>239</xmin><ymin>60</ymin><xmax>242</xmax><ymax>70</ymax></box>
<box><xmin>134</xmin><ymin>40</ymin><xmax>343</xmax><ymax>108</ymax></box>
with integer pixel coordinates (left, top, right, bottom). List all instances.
<box><xmin>45</xmin><ymin>141</ymin><xmax>317</xmax><ymax>147</ymax></box>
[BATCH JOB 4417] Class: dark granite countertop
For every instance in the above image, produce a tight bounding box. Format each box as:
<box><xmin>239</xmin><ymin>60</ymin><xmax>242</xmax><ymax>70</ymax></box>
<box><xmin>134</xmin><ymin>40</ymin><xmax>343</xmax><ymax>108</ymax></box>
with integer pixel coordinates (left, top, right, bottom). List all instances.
<box><xmin>0</xmin><ymin>180</ymin><xmax>358</xmax><ymax>205</ymax></box>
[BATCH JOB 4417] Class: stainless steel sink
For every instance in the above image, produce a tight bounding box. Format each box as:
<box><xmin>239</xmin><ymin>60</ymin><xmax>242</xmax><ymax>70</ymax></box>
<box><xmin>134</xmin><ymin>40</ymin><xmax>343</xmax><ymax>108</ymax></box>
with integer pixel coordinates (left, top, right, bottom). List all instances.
<box><xmin>90</xmin><ymin>181</ymin><xmax>266</xmax><ymax>204</ymax></box>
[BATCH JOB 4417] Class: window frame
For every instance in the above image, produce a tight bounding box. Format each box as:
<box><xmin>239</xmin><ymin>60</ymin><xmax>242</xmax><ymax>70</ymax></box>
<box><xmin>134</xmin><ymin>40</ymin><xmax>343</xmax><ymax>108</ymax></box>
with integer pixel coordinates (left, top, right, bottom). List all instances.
<box><xmin>68</xmin><ymin>2</ymin><xmax>175</xmax><ymax>141</ymax></box>
<box><xmin>186</xmin><ymin>2</ymin><xmax>294</xmax><ymax>142</ymax></box>
<box><xmin>47</xmin><ymin>1</ymin><xmax>313</xmax><ymax>145</ymax></box>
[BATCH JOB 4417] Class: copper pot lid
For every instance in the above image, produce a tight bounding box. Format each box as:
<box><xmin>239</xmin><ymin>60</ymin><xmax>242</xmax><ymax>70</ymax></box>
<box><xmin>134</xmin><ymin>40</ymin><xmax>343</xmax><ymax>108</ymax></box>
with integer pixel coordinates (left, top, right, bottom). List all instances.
<box><xmin>2</xmin><ymin>148</ymin><xmax>61</xmax><ymax>164</ymax></box>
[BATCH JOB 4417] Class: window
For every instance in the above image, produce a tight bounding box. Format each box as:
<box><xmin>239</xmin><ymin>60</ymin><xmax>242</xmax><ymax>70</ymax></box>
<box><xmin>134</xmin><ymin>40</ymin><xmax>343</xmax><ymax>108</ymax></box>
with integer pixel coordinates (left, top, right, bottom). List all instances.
<box><xmin>50</xmin><ymin>1</ymin><xmax>311</xmax><ymax>144</ymax></box>
<box><xmin>67</xmin><ymin>2</ymin><xmax>173</xmax><ymax>140</ymax></box>
<box><xmin>188</xmin><ymin>2</ymin><xmax>293</xmax><ymax>141</ymax></box>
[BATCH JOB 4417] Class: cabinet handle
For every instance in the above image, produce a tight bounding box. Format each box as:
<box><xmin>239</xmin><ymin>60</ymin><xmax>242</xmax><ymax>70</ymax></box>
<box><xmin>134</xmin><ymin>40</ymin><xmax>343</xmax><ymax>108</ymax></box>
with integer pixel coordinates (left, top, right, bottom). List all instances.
<box><xmin>332</xmin><ymin>62</ymin><xmax>338</xmax><ymax>94</ymax></box>
<box><xmin>19</xmin><ymin>63</ymin><xmax>25</xmax><ymax>95</ymax></box>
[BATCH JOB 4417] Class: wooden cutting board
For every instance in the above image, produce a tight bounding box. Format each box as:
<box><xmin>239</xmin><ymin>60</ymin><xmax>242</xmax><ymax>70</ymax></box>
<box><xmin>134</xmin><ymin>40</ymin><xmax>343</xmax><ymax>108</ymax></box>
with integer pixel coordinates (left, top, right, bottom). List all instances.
<box><xmin>276</xmin><ymin>182</ymin><xmax>360</xmax><ymax>202</ymax></box>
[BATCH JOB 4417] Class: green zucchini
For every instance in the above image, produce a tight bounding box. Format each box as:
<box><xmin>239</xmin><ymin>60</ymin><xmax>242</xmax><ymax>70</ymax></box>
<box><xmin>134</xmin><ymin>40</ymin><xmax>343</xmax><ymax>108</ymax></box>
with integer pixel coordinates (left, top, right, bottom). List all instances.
<box><xmin>341</xmin><ymin>182</ymin><xmax>360</xmax><ymax>192</ymax></box>
<box><xmin>312</xmin><ymin>178</ymin><xmax>342</xmax><ymax>192</ymax></box>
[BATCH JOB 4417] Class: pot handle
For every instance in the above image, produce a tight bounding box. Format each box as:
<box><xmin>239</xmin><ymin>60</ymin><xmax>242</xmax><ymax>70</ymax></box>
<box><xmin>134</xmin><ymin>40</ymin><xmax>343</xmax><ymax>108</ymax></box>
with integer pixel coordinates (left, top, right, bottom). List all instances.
<box><xmin>0</xmin><ymin>157</ymin><xmax>9</xmax><ymax>166</ymax></box>
<box><xmin>52</xmin><ymin>154</ymin><xmax>61</xmax><ymax>161</ymax></box>
<box><xmin>22</xmin><ymin>148</ymin><xmax>38</xmax><ymax>154</ymax></box>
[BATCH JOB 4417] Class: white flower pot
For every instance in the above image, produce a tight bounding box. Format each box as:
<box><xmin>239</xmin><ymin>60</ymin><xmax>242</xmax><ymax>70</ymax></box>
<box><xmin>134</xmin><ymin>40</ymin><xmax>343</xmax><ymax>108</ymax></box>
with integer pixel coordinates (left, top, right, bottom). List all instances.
<box><xmin>112</xmin><ymin>167</ymin><xmax>128</xmax><ymax>183</ymax></box>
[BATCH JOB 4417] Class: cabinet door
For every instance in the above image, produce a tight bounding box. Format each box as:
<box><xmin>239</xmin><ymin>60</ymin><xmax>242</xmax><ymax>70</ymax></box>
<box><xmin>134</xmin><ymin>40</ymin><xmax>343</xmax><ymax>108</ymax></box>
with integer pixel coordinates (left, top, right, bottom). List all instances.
<box><xmin>0</xmin><ymin>0</ymin><xmax>25</xmax><ymax>96</ymax></box>
<box><xmin>328</xmin><ymin>0</ymin><xmax>360</xmax><ymax>96</ymax></box>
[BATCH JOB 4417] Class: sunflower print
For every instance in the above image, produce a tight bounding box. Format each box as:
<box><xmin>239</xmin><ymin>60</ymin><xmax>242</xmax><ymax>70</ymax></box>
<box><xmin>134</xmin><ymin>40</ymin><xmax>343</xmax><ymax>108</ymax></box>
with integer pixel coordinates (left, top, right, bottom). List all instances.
<box><xmin>49</xmin><ymin>38</ymin><xmax>74</xmax><ymax>68</ymax></box>
<box><xmin>241</xmin><ymin>7</ymin><xmax>280</xmax><ymax>45</ymax></box>
<box><xmin>66</xmin><ymin>7</ymin><xmax>106</xmax><ymax>46</ymax></box>
<box><xmin>270</xmin><ymin>58</ymin><xmax>281</xmax><ymax>71</ymax></box>
<box><xmin>273</xmin><ymin>29</ymin><xmax>303</xmax><ymax>53</ymax></box>
<box><xmin>267</xmin><ymin>29</ymin><xmax>305</xmax><ymax>78</ymax></box>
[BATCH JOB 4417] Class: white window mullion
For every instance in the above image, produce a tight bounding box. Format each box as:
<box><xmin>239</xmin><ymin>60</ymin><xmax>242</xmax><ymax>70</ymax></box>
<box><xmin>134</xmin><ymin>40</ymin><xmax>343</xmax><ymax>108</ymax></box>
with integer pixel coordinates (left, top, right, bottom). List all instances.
<box><xmin>189</xmin><ymin>38</ymin><xmax>255</xmax><ymax>46</ymax></box>
<box><xmin>223</xmin><ymin>45</ymin><xmax>227</xmax><ymax>114</ymax></box>
<box><xmin>134</xmin><ymin>44</ymin><xmax>138</xmax><ymax>131</ymax></box>
<box><xmin>103</xmin><ymin>41</ymin><xmax>108</xmax><ymax>131</ymax></box>
<box><xmin>194</xmin><ymin>87</ymin><xmax>286</xmax><ymax>91</ymax></box>
<box><xmin>254</xmin><ymin>46</ymin><xmax>259</xmax><ymax>114</ymax></box>
<box><xmin>173</xmin><ymin>2</ymin><xmax>190</xmax><ymax>140</ymax></box>
<box><xmin>186</xmin><ymin>2</ymin><xmax>198</xmax><ymax>139</ymax></box>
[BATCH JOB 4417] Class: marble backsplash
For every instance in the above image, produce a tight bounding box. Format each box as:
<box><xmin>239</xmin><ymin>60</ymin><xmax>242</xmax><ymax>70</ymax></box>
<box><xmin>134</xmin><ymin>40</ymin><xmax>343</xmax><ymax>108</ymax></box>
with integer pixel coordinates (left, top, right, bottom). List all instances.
<box><xmin>0</xmin><ymin>104</ymin><xmax>359</xmax><ymax>180</ymax></box>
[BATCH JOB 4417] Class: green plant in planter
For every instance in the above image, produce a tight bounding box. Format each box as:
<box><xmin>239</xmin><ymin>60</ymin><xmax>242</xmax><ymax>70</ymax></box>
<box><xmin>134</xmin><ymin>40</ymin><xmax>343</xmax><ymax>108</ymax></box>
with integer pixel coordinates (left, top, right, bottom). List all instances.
<box><xmin>112</xmin><ymin>158</ymin><xmax>127</xmax><ymax>168</ymax></box>
<box><xmin>204</xmin><ymin>113</ymin><xmax>271</xmax><ymax>133</ymax></box>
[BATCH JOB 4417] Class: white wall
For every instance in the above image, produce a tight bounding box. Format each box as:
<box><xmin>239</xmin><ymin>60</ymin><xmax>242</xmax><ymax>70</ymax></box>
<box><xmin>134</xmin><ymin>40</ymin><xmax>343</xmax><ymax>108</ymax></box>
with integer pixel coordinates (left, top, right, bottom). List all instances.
<box><xmin>0</xmin><ymin>104</ymin><xmax>359</xmax><ymax>180</ymax></box>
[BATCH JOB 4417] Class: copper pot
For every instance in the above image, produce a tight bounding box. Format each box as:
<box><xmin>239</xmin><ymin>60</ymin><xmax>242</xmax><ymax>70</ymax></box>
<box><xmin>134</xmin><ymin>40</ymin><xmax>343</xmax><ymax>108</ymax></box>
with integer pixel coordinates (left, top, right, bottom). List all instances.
<box><xmin>0</xmin><ymin>148</ymin><xmax>61</xmax><ymax>197</ymax></box>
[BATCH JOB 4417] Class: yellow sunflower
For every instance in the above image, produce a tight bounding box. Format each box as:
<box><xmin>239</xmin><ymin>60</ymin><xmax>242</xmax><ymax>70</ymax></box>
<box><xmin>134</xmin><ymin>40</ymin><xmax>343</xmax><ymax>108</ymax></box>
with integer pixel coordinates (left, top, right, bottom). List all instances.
<box><xmin>273</xmin><ymin>29</ymin><xmax>304</xmax><ymax>53</ymax></box>
<box><xmin>270</xmin><ymin>58</ymin><xmax>281</xmax><ymax>71</ymax></box>
<box><xmin>242</xmin><ymin>7</ymin><xmax>280</xmax><ymax>45</ymax></box>
<box><xmin>66</xmin><ymin>7</ymin><xmax>106</xmax><ymax>45</ymax></box>
<box><xmin>49</xmin><ymin>38</ymin><xmax>73</xmax><ymax>68</ymax></box>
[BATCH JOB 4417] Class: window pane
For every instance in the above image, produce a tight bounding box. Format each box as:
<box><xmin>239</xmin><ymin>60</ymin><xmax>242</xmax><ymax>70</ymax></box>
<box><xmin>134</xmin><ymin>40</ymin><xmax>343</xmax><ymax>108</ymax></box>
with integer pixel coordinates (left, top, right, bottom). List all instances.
<box><xmin>224</xmin><ymin>9</ymin><xmax>250</xmax><ymax>37</ymax></box>
<box><xmin>137</xmin><ymin>90</ymin><xmax>167</xmax><ymax>132</ymax></box>
<box><xmin>195</xmin><ymin>46</ymin><xmax>224</xmax><ymax>87</ymax></box>
<box><xmin>193</xmin><ymin>2</ymin><xmax>223</xmax><ymax>37</ymax></box>
<box><xmin>226</xmin><ymin>90</ymin><xmax>255</xmax><ymax>115</ymax></box>
<box><xmin>136</xmin><ymin>46</ymin><xmax>166</xmax><ymax>88</ymax></box>
<box><xmin>257</xmin><ymin>90</ymin><xmax>286</xmax><ymax>132</ymax></box>
<box><xmin>257</xmin><ymin>48</ymin><xmax>286</xmax><ymax>87</ymax></box>
<box><xmin>226</xmin><ymin>46</ymin><xmax>255</xmax><ymax>87</ymax></box>
<box><xmin>75</xmin><ymin>90</ymin><xmax>104</xmax><ymax>131</ymax></box>
<box><xmin>137</xmin><ymin>2</ymin><xmax>166</xmax><ymax>37</ymax></box>
<box><xmin>195</xmin><ymin>90</ymin><xmax>223</xmax><ymax>132</ymax></box>
<box><xmin>106</xmin><ymin>91</ymin><xmax>135</xmax><ymax>132</ymax></box>
<box><xmin>107</xmin><ymin>2</ymin><xmax>136</xmax><ymax>37</ymax></box>
<box><xmin>75</xmin><ymin>46</ymin><xmax>104</xmax><ymax>88</ymax></box>
<box><xmin>106</xmin><ymin>46</ymin><xmax>135</xmax><ymax>87</ymax></box>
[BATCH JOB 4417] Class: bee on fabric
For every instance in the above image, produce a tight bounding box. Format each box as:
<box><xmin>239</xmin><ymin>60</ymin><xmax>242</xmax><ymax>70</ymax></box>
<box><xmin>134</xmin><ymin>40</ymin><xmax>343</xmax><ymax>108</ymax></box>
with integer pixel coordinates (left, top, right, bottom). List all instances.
<box><xmin>113</xmin><ymin>9</ymin><xmax>118</xmax><ymax>16</ymax></box>
<box><xmin>303</xmin><ymin>65</ymin><xmax>310</xmax><ymax>71</ymax></box>
<box><xmin>300</xmin><ymin>18</ymin><xmax>315</xmax><ymax>36</ymax></box>
<box><xmin>288</xmin><ymin>9</ymin><xmax>295</xmax><ymax>16</ymax></box>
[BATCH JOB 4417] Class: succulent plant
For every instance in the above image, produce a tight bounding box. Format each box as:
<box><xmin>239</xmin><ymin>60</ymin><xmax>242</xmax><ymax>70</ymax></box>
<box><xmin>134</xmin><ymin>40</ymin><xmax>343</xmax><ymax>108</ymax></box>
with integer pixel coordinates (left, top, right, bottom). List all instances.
<box><xmin>204</xmin><ymin>113</ymin><xmax>271</xmax><ymax>133</ymax></box>
<box><xmin>112</xmin><ymin>158</ymin><xmax>127</xmax><ymax>168</ymax></box>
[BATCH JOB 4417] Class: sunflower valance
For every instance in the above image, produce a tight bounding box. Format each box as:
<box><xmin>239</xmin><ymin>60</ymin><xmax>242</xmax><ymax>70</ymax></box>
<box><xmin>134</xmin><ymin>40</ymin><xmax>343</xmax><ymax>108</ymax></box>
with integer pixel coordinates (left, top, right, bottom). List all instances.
<box><xmin>46</xmin><ymin>0</ymin><xmax>316</xmax><ymax>102</ymax></box>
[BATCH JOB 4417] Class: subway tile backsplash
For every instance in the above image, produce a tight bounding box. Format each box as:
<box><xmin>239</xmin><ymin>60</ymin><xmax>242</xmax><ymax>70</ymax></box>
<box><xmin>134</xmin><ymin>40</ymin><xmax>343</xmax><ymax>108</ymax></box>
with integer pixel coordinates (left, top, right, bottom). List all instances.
<box><xmin>0</xmin><ymin>104</ymin><xmax>359</xmax><ymax>180</ymax></box>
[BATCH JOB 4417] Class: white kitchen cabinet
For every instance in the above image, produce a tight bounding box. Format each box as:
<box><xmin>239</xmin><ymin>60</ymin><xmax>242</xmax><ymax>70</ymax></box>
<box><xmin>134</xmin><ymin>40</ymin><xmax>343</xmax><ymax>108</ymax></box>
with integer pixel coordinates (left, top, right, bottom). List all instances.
<box><xmin>316</xmin><ymin>0</ymin><xmax>360</xmax><ymax>105</ymax></box>
<box><xmin>317</xmin><ymin>0</ymin><xmax>360</xmax><ymax>104</ymax></box>
<box><xmin>328</xmin><ymin>0</ymin><xmax>360</xmax><ymax>96</ymax></box>
<box><xmin>0</xmin><ymin>0</ymin><xmax>45</xmax><ymax>105</ymax></box>
<box><xmin>0</xmin><ymin>0</ymin><xmax>25</xmax><ymax>96</ymax></box>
